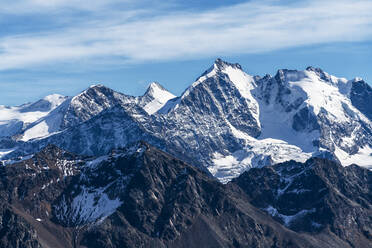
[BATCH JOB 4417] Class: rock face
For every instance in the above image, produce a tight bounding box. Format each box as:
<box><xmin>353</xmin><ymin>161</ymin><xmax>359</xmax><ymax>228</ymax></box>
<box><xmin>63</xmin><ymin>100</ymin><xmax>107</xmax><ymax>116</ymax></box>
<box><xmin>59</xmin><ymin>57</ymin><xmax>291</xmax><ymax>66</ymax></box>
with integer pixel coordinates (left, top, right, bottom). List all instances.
<box><xmin>350</xmin><ymin>78</ymin><xmax>372</xmax><ymax>120</ymax></box>
<box><xmin>0</xmin><ymin>207</ymin><xmax>42</xmax><ymax>248</ymax></box>
<box><xmin>0</xmin><ymin>143</ymin><xmax>370</xmax><ymax>248</ymax></box>
<box><xmin>232</xmin><ymin>158</ymin><xmax>372</xmax><ymax>247</ymax></box>
<box><xmin>1</xmin><ymin>59</ymin><xmax>372</xmax><ymax>183</ymax></box>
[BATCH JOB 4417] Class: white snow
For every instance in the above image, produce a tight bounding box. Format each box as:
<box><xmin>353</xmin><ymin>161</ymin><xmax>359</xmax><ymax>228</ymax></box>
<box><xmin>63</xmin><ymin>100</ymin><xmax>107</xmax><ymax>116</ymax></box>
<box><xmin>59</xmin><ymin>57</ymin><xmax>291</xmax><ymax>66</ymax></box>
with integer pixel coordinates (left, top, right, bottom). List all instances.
<box><xmin>56</xmin><ymin>185</ymin><xmax>122</xmax><ymax>225</ymax></box>
<box><xmin>22</xmin><ymin>99</ymin><xmax>73</xmax><ymax>142</ymax></box>
<box><xmin>21</xmin><ymin>121</ymin><xmax>49</xmax><ymax>141</ymax></box>
<box><xmin>205</xmin><ymin>66</ymin><xmax>372</xmax><ymax>183</ymax></box>
<box><xmin>43</xmin><ymin>94</ymin><xmax>67</xmax><ymax>109</ymax></box>
<box><xmin>221</xmin><ymin>66</ymin><xmax>255</xmax><ymax>99</ymax></box>
<box><xmin>182</xmin><ymin>66</ymin><xmax>217</xmax><ymax>99</ymax></box>
<box><xmin>257</xmin><ymin>97</ymin><xmax>320</xmax><ymax>153</ymax></box>
<box><xmin>56</xmin><ymin>159</ymin><xmax>77</xmax><ymax>177</ymax></box>
<box><xmin>264</xmin><ymin>205</ymin><xmax>316</xmax><ymax>226</ymax></box>
<box><xmin>221</xmin><ymin>65</ymin><xmax>260</xmax><ymax>122</ymax></box>
<box><xmin>1</xmin><ymin>61</ymin><xmax>372</xmax><ymax>185</ymax></box>
<box><xmin>178</xmin><ymin>62</ymin><xmax>259</xmax><ymax>122</ymax></box>
<box><xmin>208</xmin><ymin>117</ymin><xmax>312</xmax><ymax>183</ymax></box>
<box><xmin>0</xmin><ymin>94</ymin><xmax>65</xmax><ymax>124</ymax></box>
<box><xmin>0</xmin><ymin>108</ymin><xmax>38</xmax><ymax>124</ymax></box>
<box><xmin>288</xmin><ymin>70</ymin><xmax>351</xmax><ymax>122</ymax></box>
<box><xmin>0</xmin><ymin>94</ymin><xmax>66</xmax><ymax>138</ymax></box>
<box><xmin>72</xmin><ymin>186</ymin><xmax>122</xmax><ymax>224</ymax></box>
<box><xmin>0</xmin><ymin>148</ymin><xmax>15</xmax><ymax>158</ymax></box>
<box><xmin>210</xmin><ymin>140</ymin><xmax>312</xmax><ymax>184</ymax></box>
<box><xmin>334</xmin><ymin>145</ymin><xmax>372</xmax><ymax>168</ymax></box>
<box><xmin>143</xmin><ymin>82</ymin><xmax>176</xmax><ymax>115</ymax></box>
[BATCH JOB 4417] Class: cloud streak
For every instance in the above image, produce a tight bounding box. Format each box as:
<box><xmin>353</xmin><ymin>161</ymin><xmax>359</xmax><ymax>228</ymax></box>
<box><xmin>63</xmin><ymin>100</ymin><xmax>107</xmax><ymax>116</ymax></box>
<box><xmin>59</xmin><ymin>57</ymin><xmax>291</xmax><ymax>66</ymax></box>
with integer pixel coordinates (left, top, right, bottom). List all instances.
<box><xmin>1</xmin><ymin>0</ymin><xmax>372</xmax><ymax>70</ymax></box>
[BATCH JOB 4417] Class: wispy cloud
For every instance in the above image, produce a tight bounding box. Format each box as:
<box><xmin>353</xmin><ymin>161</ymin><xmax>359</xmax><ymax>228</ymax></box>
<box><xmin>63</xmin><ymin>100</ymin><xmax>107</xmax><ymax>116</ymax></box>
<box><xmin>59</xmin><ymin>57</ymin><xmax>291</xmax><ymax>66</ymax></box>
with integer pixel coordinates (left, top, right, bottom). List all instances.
<box><xmin>1</xmin><ymin>0</ymin><xmax>372</xmax><ymax>70</ymax></box>
<box><xmin>0</xmin><ymin>0</ymin><xmax>130</xmax><ymax>13</ymax></box>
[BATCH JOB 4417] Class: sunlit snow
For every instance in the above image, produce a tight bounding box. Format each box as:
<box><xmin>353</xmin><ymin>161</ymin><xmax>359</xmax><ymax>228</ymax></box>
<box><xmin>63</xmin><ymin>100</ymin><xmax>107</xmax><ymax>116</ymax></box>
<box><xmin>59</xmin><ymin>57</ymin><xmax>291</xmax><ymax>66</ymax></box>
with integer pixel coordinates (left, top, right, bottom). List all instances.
<box><xmin>143</xmin><ymin>82</ymin><xmax>176</xmax><ymax>115</ymax></box>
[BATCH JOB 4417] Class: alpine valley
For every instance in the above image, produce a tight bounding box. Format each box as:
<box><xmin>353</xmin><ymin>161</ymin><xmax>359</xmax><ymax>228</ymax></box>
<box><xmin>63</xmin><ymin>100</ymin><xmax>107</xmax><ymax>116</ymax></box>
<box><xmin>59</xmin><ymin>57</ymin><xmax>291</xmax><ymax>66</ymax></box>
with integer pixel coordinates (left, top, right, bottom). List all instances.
<box><xmin>0</xmin><ymin>59</ymin><xmax>371</xmax><ymax>247</ymax></box>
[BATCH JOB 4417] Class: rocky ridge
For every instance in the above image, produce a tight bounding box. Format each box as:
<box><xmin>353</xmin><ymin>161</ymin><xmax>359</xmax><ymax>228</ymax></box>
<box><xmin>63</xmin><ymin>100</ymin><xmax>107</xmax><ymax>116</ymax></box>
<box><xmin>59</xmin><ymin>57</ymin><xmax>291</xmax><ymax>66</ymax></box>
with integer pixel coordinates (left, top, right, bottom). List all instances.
<box><xmin>1</xmin><ymin>59</ymin><xmax>372</xmax><ymax>183</ymax></box>
<box><xmin>0</xmin><ymin>142</ymin><xmax>370</xmax><ymax>247</ymax></box>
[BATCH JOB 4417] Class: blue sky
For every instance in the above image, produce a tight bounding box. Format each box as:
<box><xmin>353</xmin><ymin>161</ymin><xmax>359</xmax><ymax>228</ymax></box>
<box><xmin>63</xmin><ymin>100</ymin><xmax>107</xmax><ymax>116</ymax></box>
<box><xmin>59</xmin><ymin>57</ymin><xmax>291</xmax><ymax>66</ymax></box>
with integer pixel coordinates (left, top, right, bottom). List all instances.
<box><xmin>0</xmin><ymin>0</ymin><xmax>371</xmax><ymax>105</ymax></box>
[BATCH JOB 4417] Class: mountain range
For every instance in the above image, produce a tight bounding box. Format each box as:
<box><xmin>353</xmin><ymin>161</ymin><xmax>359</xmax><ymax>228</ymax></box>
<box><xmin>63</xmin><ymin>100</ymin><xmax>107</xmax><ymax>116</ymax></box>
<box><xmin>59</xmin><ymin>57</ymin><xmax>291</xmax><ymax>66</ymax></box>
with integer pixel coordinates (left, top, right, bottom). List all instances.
<box><xmin>0</xmin><ymin>59</ymin><xmax>371</xmax><ymax>247</ymax></box>
<box><xmin>1</xmin><ymin>58</ymin><xmax>371</xmax><ymax>183</ymax></box>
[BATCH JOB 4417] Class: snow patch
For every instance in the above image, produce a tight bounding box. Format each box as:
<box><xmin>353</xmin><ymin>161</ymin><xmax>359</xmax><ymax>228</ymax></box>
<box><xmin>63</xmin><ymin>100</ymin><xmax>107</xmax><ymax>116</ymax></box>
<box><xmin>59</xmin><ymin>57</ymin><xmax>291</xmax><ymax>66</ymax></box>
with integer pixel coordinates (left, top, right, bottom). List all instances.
<box><xmin>21</xmin><ymin>121</ymin><xmax>49</xmax><ymax>141</ymax></box>
<box><xmin>0</xmin><ymin>148</ymin><xmax>15</xmax><ymax>159</ymax></box>
<box><xmin>334</xmin><ymin>145</ymin><xmax>372</xmax><ymax>168</ymax></box>
<box><xmin>264</xmin><ymin>205</ymin><xmax>316</xmax><ymax>226</ymax></box>
<box><xmin>55</xmin><ymin>185</ymin><xmax>122</xmax><ymax>225</ymax></box>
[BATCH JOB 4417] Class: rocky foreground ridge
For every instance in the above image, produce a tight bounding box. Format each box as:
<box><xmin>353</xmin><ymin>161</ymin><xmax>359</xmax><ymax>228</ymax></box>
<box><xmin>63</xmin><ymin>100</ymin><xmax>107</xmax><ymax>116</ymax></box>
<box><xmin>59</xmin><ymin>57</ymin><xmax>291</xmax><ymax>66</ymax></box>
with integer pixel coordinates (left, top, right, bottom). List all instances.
<box><xmin>0</xmin><ymin>142</ymin><xmax>370</xmax><ymax>248</ymax></box>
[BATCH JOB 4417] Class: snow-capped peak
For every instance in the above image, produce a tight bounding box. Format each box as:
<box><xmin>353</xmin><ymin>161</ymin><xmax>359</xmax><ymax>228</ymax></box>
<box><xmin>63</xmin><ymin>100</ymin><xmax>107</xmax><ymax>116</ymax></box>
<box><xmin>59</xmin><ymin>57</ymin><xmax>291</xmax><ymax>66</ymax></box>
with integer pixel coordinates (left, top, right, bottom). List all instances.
<box><xmin>182</xmin><ymin>58</ymin><xmax>255</xmax><ymax>99</ymax></box>
<box><xmin>352</xmin><ymin>77</ymin><xmax>364</xmax><ymax>83</ymax></box>
<box><xmin>88</xmin><ymin>84</ymin><xmax>104</xmax><ymax>89</ymax></box>
<box><xmin>0</xmin><ymin>93</ymin><xmax>68</xmax><ymax>138</ymax></box>
<box><xmin>3</xmin><ymin>58</ymin><xmax>372</xmax><ymax>185</ymax></box>
<box><xmin>42</xmin><ymin>94</ymin><xmax>67</xmax><ymax>109</ymax></box>
<box><xmin>75</xmin><ymin>84</ymin><xmax>113</xmax><ymax>97</ymax></box>
<box><xmin>144</xmin><ymin>82</ymin><xmax>174</xmax><ymax>99</ymax></box>
<box><xmin>219</xmin><ymin>62</ymin><xmax>256</xmax><ymax>99</ymax></box>
<box><xmin>214</xmin><ymin>58</ymin><xmax>242</xmax><ymax>71</ymax></box>
<box><xmin>140</xmin><ymin>82</ymin><xmax>176</xmax><ymax>115</ymax></box>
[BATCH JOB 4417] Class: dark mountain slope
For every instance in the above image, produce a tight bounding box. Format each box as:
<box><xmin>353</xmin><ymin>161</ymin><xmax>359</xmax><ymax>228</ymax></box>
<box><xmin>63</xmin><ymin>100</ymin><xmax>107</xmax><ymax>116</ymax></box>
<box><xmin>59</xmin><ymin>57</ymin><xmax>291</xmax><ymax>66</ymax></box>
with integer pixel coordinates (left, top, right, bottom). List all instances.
<box><xmin>0</xmin><ymin>143</ymin><xmax>365</xmax><ymax>247</ymax></box>
<box><xmin>232</xmin><ymin>158</ymin><xmax>372</xmax><ymax>247</ymax></box>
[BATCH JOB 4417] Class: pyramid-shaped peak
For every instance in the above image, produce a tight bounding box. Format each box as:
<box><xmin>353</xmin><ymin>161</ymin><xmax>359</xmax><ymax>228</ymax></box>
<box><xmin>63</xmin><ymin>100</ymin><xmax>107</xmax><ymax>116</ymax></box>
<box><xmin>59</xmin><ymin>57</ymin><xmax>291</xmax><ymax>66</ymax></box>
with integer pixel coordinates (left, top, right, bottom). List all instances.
<box><xmin>143</xmin><ymin>82</ymin><xmax>175</xmax><ymax>99</ymax></box>
<box><xmin>34</xmin><ymin>143</ymin><xmax>79</xmax><ymax>161</ymax></box>
<box><xmin>145</xmin><ymin>82</ymin><xmax>166</xmax><ymax>94</ymax></box>
<box><xmin>77</xmin><ymin>84</ymin><xmax>116</xmax><ymax>98</ymax></box>
<box><xmin>197</xmin><ymin>58</ymin><xmax>244</xmax><ymax>80</ymax></box>
<box><xmin>140</xmin><ymin>82</ymin><xmax>176</xmax><ymax>115</ymax></box>
<box><xmin>86</xmin><ymin>84</ymin><xmax>111</xmax><ymax>91</ymax></box>
<box><xmin>214</xmin><ymin>58</ymin><xmax>242</xmax><ymax>70</ymax></box>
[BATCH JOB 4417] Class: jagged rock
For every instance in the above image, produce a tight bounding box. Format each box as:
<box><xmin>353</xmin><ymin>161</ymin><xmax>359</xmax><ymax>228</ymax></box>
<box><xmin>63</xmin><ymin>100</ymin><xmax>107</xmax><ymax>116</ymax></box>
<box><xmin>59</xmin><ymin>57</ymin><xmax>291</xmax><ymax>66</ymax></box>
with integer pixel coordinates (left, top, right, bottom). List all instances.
<box><xmin>0</xmin><ymin>143</ymin><xmax>370</xmax><ymax>247</ymax></box>
<box><xmin>232</xmin><ymin>158</ymin><xmax>372</xmax><ymax>247</ymax></box>
<box><xmin>2</xmin><ymin>59</ymin><xmax>372</xmax><ymax>183</ymax></box>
